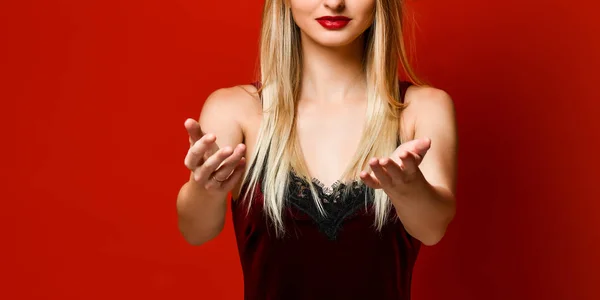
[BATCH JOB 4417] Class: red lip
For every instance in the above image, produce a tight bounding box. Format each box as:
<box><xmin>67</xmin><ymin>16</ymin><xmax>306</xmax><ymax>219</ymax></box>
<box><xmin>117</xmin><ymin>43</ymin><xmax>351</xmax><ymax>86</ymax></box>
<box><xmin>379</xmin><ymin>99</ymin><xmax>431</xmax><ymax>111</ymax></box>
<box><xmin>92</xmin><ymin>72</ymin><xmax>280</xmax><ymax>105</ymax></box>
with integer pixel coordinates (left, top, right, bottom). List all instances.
<box><xmin>315</xmin><ymin>16</ymin><xmax>352</xmax><ymax>30</ymax></box>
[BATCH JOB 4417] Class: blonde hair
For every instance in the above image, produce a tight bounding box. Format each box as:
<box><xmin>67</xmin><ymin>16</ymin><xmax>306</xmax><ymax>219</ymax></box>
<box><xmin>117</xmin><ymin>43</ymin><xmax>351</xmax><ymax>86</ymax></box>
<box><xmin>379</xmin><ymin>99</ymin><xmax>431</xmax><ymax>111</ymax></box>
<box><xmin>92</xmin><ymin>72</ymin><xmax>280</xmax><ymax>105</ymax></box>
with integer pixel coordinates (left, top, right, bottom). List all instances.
<box><xmin>241</xmin><ymin>0</ymin><xmax>422</xmax><ymax>236</ymax></box>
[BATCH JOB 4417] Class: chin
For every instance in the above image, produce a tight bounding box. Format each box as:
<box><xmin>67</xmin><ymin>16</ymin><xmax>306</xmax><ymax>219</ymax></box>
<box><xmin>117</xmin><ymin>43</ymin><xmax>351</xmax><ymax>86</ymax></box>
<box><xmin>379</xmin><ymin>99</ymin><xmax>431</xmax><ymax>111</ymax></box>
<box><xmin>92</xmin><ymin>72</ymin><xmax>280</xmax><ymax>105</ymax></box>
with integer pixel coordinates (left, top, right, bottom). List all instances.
<box><xmin>307</xmin><ymin>31</ymin><xmax>365</xmax><ymax>48</ymax></box>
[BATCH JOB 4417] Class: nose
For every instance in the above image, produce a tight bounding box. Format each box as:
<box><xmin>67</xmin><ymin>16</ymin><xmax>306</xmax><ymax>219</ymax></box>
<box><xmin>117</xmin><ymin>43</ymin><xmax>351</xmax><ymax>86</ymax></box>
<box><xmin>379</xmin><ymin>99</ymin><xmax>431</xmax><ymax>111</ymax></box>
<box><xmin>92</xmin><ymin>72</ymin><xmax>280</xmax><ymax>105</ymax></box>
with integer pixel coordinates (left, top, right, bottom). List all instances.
<box><xmin>323</xmin><ymin>0</ymin><xmax>345</xmax><ymax>11</ymax></box>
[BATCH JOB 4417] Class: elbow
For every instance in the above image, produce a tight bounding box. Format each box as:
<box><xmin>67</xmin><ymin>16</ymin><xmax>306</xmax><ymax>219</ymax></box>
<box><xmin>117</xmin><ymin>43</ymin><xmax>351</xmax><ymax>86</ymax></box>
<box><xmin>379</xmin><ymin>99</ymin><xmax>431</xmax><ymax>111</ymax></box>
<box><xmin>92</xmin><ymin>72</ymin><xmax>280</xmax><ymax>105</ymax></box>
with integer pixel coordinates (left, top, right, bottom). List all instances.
<box><xmin>424</xmin><ymin>193</ymin><xmax>456</xmax><ymax>246</ymax></box>
<box><xmin>181</xmin><ymin>230</ymin><xmax>207</xmax><ymax>246</ymax></box>
<box><xmin>179</xmin><ymin>227</ymin><xmax>222</xmax><ymax>246</ymax></box>
<box><xmin>184</xmin><ymin>237</ymin><xmax>208</xmax><ymax>247</ymax></box>
<box><xmin>176</xmin><ymin>189</ymin><xmax>225</xmax><ymax>246</ymax></box>
<box><xmin>420</xmin><ymin>227</ymin><xmax>447</xmax><ymax>246</ymax></box>
<box><xmin>183</xmin><ymin>238</ymin><xmax>204</xmax><ymax>246</ymax></box>
<box><xmin>177</xmin><ymin>216</ymin><xmax>224</xmax><ymax>246</ymax></box>
<box><xmin>418</xmin><ymin>206</ymin><xmax>456</xmax><ymax>247</ymax></box>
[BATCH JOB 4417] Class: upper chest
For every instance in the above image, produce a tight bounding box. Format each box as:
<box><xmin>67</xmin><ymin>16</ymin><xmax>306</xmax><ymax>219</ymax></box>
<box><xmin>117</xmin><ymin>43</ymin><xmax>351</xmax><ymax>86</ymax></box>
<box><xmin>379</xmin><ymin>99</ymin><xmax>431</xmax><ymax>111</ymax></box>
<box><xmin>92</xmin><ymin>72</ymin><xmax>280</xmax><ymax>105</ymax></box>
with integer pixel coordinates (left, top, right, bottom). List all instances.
<box><xmin>240</xmin><ymin>98</ymin><xmax>370</xmax><ymax>152</ymax></box>
<box><xmin>241</xmin><ymin>102</ymin><xmax>416</xmax><ymax>160</ymax></box>
<box><xmin>295</xmin><ymin>99</ymin><xmax>367</xmax><ymax>139</ymax></box>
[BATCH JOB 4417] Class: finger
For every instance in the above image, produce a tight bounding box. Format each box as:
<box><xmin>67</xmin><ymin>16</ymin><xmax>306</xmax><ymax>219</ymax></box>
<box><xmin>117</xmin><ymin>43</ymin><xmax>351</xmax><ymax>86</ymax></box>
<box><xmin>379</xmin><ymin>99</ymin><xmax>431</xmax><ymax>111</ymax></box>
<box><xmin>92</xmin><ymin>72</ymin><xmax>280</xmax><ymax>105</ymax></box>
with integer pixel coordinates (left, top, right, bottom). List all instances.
<box><xmin>414</xmin><ymin>137</ymin><xmax>431</xmax><ymax>155</ymax></box>
<box><xmin>211</xmin><ymin>144</ymin><xmax>246</xmax><ymax>181</ymax></box>
<box><xmin>397</xmin><ymin>151</ymin><xmax>419</xmax><ymax>176</ymax></box>
<box><xmin>360</xmin><ymin>170</ymin><xmax>381</xmax><ymax>189</ymax></box>
<box><xmin>396</xmin><ymin>137</ymin><xmax>431</xmax><ymax>159</ymax></box>
<box><xmin>220</xmin><ymin>157</ymin><xmax>247</xmax><ymax>191</ymax></box>
<box><xmin>184</xmin><ymin>134</ymin><xmax>217</xmax><ymax>170</ymax></box>
<box><xmin>403</xmin><ymin>147</ymin><xmax>427</xmax><ymax>166</ymax></box>
<box><xmin>379</xmin><ymin>157</ymin><xmax>404</xmax><ymax>181</ymax></box>
<box><xmin>409</xmin><ymin>137</ymin><xmax>431</xmax><ymax>158</ymax></box>
<box><xmin>193</xmin><ymin>146</ymin><xmax>234</xmax><ymax>185</ymax></box>
<box><xmin>407</xmin><ymin>150</ymin><xmax>425</xmax><ymax>166</ymax></box>
<box><xmin>185</xmin><ymin>118</ymin><xmax>204</xmax><ymax>145</ymax></box>
<box><xmin>370</xmin><ymin>158</ymin><xmax>393</xmax><ymax>188</ymax></box>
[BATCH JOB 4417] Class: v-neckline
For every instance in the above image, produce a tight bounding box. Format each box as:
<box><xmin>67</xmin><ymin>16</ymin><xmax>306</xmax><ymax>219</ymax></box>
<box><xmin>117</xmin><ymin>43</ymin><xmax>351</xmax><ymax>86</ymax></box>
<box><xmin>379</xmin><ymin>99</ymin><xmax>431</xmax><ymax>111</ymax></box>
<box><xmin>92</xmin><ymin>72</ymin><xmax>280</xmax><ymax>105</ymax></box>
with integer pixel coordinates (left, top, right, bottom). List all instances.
<box><xmin>291</xmin><ymin>81</ymin><xmax>409</xmax><ymax>190</ymax></box>
<box><xmin>293</xmin><ymin>125</ymin><xmax>365</xmax><ymax>192</ymax></box>
<box><xmin>290</xmin><ymin>168</ymin><xmax>360</xmax><ymax>196</ymax></box>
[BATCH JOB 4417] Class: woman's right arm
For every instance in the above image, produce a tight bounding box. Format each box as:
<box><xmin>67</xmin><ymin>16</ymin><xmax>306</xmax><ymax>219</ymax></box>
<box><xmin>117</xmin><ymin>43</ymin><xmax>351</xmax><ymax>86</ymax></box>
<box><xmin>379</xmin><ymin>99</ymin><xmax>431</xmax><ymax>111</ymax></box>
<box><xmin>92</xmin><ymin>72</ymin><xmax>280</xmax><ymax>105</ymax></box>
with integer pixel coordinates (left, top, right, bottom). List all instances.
<box><xmin>176</xmin><ymin>87</ymin><xmax>247</xmax><ymax>246</ymax></box>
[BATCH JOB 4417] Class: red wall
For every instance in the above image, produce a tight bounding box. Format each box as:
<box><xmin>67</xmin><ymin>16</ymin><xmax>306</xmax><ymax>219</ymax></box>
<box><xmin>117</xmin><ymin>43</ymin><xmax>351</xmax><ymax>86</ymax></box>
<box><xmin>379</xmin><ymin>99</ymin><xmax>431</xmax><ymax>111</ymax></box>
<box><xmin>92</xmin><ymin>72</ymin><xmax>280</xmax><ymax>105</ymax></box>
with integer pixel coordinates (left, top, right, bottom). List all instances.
<box><xmin>3</xmin><ymin>0</ymin><xmax>598</xmax><ymax>299</ymax></box>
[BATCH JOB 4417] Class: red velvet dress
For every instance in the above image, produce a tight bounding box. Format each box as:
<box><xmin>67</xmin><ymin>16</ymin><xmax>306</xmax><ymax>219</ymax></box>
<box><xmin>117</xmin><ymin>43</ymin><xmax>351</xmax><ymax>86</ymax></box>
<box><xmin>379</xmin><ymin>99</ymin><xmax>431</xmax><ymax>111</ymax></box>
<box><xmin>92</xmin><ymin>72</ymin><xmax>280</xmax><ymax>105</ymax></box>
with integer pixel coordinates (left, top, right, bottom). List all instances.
<box><xmin>232</xmin><ymin>81</ymin><xmax>420</xmax><ymax>300</ymax></box>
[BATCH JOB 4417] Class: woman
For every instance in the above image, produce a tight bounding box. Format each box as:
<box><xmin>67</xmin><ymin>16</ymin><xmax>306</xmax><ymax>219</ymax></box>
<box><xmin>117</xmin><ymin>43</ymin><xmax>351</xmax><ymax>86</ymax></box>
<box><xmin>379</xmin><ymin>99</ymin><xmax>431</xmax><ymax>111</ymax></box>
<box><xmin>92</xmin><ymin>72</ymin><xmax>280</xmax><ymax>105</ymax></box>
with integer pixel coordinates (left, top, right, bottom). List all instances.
<box><xmin>177</xmin><ymin>0</ymin><xmax>457</xmax><ymax>299</ymax></box>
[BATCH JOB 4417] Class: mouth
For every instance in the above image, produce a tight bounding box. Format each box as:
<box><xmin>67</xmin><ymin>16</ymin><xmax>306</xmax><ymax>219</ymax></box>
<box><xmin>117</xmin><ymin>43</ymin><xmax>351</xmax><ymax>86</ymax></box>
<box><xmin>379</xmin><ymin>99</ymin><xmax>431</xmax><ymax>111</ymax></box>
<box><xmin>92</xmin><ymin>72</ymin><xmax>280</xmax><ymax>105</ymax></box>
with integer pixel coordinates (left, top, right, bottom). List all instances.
<box><xmin>315</xmin><ymin>16</ymin><xmax>352</xmax><ymax>30</ymax></box>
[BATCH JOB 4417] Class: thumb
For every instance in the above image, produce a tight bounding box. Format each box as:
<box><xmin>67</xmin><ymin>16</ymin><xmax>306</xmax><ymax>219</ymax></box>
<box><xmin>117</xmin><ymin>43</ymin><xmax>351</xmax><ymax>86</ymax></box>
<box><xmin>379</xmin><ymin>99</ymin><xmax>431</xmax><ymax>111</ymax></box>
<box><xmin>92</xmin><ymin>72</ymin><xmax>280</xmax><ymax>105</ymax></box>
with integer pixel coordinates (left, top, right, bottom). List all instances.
<box><xmin>412</xmin><ymin>137</ymin><xmax>431</xmax><ymax>156</ymax></box>
<box><xmin>185</xmin><ymin>118</ymin><xmax>204</xmax><ymax>145</ymax></box>
<box><xmin>399</xmin><ymin>137</ymin><xmax>431</xmax><ymax>157</ymax></box>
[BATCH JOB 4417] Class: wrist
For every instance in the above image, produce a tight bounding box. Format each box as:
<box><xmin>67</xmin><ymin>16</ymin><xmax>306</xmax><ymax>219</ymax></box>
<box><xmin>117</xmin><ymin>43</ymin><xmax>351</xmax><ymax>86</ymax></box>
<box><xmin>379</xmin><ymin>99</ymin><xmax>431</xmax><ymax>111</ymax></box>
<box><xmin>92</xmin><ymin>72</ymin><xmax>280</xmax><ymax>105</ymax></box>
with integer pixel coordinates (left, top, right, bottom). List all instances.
<box><xmin>184</xmin><ymin>179</ymin><xmax>228</xmax><ymax>202</ymax></box>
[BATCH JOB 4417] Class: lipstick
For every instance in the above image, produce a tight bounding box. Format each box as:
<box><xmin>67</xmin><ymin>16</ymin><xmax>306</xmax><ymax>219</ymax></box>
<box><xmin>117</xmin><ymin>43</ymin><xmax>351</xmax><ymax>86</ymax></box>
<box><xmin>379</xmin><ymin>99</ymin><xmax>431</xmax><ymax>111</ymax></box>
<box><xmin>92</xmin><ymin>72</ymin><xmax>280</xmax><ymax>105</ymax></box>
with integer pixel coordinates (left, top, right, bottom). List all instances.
<box><xmin>315</xmin><ymin>16</ymin><xmax>352</xmax><ymax>30</ymax></box>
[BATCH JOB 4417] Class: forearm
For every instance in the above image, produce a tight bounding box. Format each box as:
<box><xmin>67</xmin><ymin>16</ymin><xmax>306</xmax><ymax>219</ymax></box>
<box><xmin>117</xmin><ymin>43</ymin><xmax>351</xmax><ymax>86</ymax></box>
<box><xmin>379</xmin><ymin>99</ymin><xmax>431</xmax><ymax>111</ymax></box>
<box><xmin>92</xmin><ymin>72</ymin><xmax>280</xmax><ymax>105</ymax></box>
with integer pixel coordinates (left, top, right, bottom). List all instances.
<box><xmin>390</xmin><ymin>177</ymin><xmax>456</xmax><ymax>246</ymax></box>
<box><xmin>176</xmin><ymin>179</ymin><xmax>228</xmax><ymax>245</ymax></box>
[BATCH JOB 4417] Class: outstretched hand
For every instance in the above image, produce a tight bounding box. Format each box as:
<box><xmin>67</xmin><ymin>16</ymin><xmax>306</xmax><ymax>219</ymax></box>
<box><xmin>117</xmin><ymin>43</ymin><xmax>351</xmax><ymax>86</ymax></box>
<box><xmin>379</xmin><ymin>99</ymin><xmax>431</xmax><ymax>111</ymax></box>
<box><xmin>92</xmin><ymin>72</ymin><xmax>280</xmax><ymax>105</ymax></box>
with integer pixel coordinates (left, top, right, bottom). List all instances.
<box><xmin>360</xmin><ymin>137</ymin><xmax>431</xmax><ymax>194</ymax></box>
<box><xmin>183</xmin><ymin>118</ymin><xmax>246</xmax><ymax>194</ymax></box>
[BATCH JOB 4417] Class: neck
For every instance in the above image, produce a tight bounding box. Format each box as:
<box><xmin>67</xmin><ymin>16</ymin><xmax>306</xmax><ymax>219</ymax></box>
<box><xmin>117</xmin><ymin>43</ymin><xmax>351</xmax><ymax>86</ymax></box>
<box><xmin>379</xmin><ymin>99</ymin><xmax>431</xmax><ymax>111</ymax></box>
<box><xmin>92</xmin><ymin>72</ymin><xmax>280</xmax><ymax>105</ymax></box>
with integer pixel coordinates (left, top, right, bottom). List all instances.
<box><xmin>299</xmin><ymin>32</ymin><xmax>367</xmax><ymax>103</ymax></box>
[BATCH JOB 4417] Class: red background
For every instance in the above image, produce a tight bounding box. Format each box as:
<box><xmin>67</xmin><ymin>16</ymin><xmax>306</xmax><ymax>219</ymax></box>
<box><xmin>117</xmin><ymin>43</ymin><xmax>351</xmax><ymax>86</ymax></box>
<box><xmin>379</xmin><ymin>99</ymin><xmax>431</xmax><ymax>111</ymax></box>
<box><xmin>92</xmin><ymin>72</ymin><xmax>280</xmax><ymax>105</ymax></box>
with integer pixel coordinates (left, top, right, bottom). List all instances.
<box><xmin>2</xmin><ymin>0</ymin><xmax>599</xmax><ymax>299</ymax></box>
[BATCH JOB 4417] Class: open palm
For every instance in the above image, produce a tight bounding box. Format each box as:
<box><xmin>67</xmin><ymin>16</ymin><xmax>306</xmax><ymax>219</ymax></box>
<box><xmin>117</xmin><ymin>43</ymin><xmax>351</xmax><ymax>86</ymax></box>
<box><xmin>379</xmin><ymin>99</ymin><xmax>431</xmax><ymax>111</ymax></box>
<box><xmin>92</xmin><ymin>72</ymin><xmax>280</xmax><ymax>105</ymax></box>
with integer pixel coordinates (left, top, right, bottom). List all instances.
<box><xmin>360</xmin><ymin>137</ymin><xmax>431</xmax><ymax>190</ymax></box>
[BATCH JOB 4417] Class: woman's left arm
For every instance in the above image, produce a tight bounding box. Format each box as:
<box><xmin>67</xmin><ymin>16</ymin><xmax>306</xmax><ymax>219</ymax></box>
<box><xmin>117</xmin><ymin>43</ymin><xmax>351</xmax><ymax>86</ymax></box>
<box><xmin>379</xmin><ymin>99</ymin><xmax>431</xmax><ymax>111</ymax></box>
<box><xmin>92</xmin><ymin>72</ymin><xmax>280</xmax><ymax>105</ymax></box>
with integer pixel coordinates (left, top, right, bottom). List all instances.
<box><xmin>360</xmin><ymin>87</ymin><xmax>458</xmax><ymax>246</ymax></box>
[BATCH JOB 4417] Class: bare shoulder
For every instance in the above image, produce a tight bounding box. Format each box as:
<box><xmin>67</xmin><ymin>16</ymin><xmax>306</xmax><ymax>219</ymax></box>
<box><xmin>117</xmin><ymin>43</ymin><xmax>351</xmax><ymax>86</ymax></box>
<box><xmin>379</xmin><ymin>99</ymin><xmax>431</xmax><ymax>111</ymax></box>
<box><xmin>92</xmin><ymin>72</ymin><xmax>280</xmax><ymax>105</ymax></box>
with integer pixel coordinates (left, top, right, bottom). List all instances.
<box><xmin>403</xmin><ymin>85</ymin><xmax>454</xmax><ymax>113</ymax></box>
<box><xmin>402</xmin><ymin>85</ymin><xmax>455</xmax><ymax>125</ymax></box>
<box><xmin>399</xmin><ymin>85</ymin><xmax>456</xmax><ymax>141</ymax></box>
<box><xmin>201</xmin><ymin>84</ymin><xmax>262</xmax><ymax>118</ymax></box>
<box><xmin>198</xmin><ymin>84</ymin><xmax>262</xmax><ymax>148</ymax></box>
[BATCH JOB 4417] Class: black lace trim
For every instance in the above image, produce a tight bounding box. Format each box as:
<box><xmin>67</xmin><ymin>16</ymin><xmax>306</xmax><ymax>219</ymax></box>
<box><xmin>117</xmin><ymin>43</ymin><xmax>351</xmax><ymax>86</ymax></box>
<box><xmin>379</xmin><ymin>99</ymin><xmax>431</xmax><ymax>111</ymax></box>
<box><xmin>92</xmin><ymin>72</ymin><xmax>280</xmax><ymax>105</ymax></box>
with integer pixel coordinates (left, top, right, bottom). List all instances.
<box><xmin>286</xmin><ymin>170</ymin><xmax>373</xmax><ymax>240</ymax></box>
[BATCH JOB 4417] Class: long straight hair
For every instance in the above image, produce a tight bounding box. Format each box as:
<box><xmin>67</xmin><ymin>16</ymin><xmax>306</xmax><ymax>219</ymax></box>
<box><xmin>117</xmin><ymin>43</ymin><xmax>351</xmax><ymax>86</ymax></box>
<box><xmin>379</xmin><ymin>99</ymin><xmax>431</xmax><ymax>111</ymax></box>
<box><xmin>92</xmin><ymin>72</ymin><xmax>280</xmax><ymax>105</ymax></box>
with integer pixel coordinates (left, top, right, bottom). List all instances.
<box><xmin>241</xmin><ymin>0</ymin><xmax>422</xmax><ymax>236</ymax></box>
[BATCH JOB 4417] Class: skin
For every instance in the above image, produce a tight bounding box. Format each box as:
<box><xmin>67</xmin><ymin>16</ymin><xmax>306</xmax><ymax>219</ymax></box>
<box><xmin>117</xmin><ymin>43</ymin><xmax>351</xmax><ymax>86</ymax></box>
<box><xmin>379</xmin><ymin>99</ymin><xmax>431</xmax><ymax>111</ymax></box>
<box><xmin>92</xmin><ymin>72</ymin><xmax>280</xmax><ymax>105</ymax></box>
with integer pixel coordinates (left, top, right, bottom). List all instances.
<box><xmin>178</xmin><ymin>0</ymin><xmax>457</xmax><ymax>246</ymax></box>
